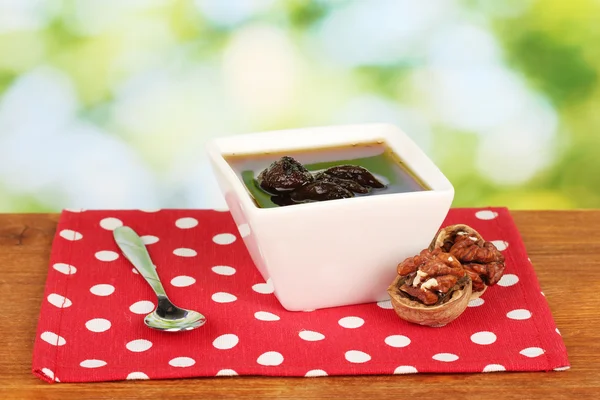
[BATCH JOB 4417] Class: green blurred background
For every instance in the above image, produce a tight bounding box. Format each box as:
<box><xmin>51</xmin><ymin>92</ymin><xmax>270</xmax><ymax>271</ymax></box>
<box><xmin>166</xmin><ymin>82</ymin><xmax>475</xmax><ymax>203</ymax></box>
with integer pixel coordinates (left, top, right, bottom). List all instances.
<box><xmin>1</xmin><ymin>0</ymin><xmax>599</xmax><ymax>212</ymax></box>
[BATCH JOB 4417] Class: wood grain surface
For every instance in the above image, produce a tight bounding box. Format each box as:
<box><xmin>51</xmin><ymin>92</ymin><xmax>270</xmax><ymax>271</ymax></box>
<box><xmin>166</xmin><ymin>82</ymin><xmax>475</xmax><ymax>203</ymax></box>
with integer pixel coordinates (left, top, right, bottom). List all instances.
<box><xmin>0</xmin><ymin>211</ymin><xmax>598</xmax><ymax>399</ymax></box>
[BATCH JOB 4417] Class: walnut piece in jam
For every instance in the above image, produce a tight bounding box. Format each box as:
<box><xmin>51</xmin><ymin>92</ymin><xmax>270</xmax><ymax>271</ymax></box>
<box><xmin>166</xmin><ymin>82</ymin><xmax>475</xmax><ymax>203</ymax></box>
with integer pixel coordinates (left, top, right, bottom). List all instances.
<box><xmin>256</xmin><ymin>156</ymin><xmax>314</xmax><ymax>194</ymax></box>
<box><xmin>316</xmin><ymin>165</ymin><xmax>385</xmax><ymax>189</ymax></box>
<box><xmin>255</xmin><ymin>156</ymin><xmax>386</xmax><ymax>206</ymax></box>
<box><xmin>312</xmin><ymin>173</ymin><xmax>370</xmax><ymax>194</ymax></box>
<box><xmin>290</xmin><ymin>181</ymin><xmax>354</xmax><ymax>202</ymax></box>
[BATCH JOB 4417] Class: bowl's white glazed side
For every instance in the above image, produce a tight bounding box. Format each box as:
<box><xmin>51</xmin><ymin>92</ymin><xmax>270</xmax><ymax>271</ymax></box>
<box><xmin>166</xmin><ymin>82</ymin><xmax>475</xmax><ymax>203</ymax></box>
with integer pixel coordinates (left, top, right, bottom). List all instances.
<box><xmin>248</xmin><ymin>191</ymin><xmax>453</xmax><ymax>311</ymax></box>
<box><xmin>207</xmin><ymin>158</ymin><xmax>273</xmax><ymax>285</ymax></box>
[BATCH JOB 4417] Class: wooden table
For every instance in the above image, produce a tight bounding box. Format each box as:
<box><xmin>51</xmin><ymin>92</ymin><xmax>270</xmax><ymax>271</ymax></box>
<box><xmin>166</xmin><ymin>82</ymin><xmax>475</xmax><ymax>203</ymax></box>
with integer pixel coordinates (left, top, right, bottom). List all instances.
<box><xmin>1</xmin><ymin>211</ymin><xmax>598</xmax><ymax>399</ymax></box>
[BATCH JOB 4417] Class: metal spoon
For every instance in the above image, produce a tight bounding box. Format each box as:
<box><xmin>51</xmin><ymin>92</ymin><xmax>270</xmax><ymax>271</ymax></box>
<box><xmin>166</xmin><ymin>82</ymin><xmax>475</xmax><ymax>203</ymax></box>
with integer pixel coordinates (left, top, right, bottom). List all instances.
<box><xmin>113</xmin><ymin>226</ymin><xmax>206</xmax><ymax>332</ymax></box>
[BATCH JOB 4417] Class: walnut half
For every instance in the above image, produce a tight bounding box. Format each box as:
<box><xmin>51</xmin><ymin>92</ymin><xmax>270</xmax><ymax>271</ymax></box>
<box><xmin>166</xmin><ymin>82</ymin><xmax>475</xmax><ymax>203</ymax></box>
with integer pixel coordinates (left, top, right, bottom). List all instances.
<box><xmin>388</xmin><ymin>224</ymin><xmax>506</xmax><ymax>327</ymax></box>
<box><xmin>387</xmin><ymin>249</ymin><xmax>473</xmax><ymax>326</ymax></box>
<box><xmin>428</xmin><ymin>224</ymin><xmax>505</xmax><ymax>298</ymax></box>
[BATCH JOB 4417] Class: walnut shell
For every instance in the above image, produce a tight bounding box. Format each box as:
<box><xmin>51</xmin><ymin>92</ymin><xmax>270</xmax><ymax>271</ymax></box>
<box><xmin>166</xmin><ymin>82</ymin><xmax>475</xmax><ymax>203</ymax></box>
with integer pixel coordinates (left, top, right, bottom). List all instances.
<box><xmin>469</xmin><ymin>285</ymin><xmax>487</xmax><ymax>299</ymax></box>
<box><xmin>387</xmin><ymin>274</ymin><xmax>472</xmax><ymax>327</ymax></box>
<box><xmin>428</xmin><ymin>224</ymin><xmax>484</xmax><ymax>253</ymax></box>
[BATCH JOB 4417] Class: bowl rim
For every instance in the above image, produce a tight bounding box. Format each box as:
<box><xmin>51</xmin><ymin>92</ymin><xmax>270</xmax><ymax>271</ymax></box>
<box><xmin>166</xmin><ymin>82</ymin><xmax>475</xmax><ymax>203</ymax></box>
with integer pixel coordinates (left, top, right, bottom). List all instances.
<box><xmin>206</xmin><ymin>123</ymin><xmax>454</xmax><ymax>215</ymax></box>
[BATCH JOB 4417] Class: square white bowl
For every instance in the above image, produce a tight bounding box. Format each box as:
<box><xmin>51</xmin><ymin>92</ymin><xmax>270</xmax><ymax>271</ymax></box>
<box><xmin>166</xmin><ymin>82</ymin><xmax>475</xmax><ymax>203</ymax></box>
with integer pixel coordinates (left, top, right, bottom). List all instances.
<box><xmin>206</xmin><ymin>123</ymin><xmax>454</xmax><ymax>311</ymax></box>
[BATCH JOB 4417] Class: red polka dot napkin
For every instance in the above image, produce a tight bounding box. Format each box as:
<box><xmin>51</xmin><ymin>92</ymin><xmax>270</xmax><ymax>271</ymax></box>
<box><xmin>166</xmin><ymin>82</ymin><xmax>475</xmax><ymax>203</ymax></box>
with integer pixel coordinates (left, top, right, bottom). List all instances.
<box><xmin>32</xmin><ymin>207</ymin><xmax>569</xmax><ymax>383</ymax></box>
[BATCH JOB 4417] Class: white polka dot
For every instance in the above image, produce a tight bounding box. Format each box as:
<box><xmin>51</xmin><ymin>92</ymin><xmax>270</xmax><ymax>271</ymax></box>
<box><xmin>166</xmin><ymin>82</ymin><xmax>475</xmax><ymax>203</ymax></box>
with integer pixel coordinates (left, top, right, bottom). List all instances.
<box><xmin>173</xmin><ymin>248</ymin><xmax>197</xmax><ymax>257</ymax></box>
<box><xmin>213</xmin><ymin>233</ymin><xmax>236</xmax><ymax>245</ymax></box>
<box><xmin>507</xmin><ymin>309</ymin><xmax>532</xmax><ymax>320</ymax></box>
<box><xmin>377</xmin><ymin>300</ymin><xmax>393</xmax><ymax>309</ymax></box>
<box><xmin>59</xmin><ymin>229</ymin><xmax>83</xmax><ymax>241</ymax></box>
<box><xmin>491</xmin><ymin>240</ymin><xmax>508</xmax><ymax>251</ymax></box>
<box><xmin>554</xmin><ymin>366</ymin><xmax>570</xmax><ymax>371</ymax></box>
<box><xmin>99</xmin><ymin>217</ymin><xmax>123</xmax><ymax>231</ymax></box>
<box><xmin>475</xmin><ymin>210</ymin><xmax>498</xmax><ymax>220</ymax></box>
<box><xmin>213</xmin><ymin>334</ymin><xmax>239</xmax><ymax>350</ymax></box>
<box><xmin>345</xmin><ymin>350</ymin><xmax>371</xmax><ymax>363</ymax></box>
<box><xmin>497</xmin><ymin>274</ymin><xmax>519</xmax><ymax>287</ymax></box>
<box><xmin>216</xmin><ymin>369</ymin><xmax>238</xmax><ymax>376</ymax></box>
<box><xmin>90</xmin><ymin>284</ymin><xmax>115</xmax><ymax>296</ymax></box>
<box><xmin>541</xmin><ymin>291</ymin><xmax>545</xmax><ymax>296</ymax></box>
<box><xmin>126</xmin><ymin>339</ymin><xmax>153</xmax><ymax>352</ymax></box>
<box><xmin>520</xmin><ymin>347</ymin><xmax>545</xmax><ymax>358</ymax></box>
<box><xmin>41</xmin><ymin>368</ymin><xmax>56</xmax><ymax>381</ymax></box>
<box><xmin>394</xmin><ymin>366</ymin><xmax>418</xmax><ymax>374</ymax></box>
<box><xmin>171</xmin><ymin>275</ymin><xmax>196</xmax><ymax>287</ymax></box>
<box><xmin>254</xmin><ymin>311</ymin><xmax>280</xmax><ymax>321</ymax></box>
<box><xmin>237</xmin><ymin>223</ymin><xmax>251</xmax><ymax>238</ymax></box>
<box><xmin>257</xmin><ymin>351</ymin><xmax>284</xmax><ymax>366</ymax></box>
<box><xmin>64</xmin><ymin>208</ymin><xmax>85</xmax><ymax>212</ymax></box>
<box><xmin>176</xmin><ymin>217</ymin><xmax>198</xmax><ymax>229</ymax></box>
<box><xmin>95</xmin><ymin>250</ymin><xmax>119</xmax><ymax>262</ymax></box>
<box><xmin>555</xmin><ymin>327</ymin><xmax>561</xmax><ymax>335</ymax></box>
<box><xmin>85</xmin><ymin>318</ymin><xmax>111</xmax><ymax>333</ymax></box>
<box><xmin>338</xmin><ymin>316</ymin><xmax>364</xmax><ymax>329</ymax></box>
<box><xmin>299</xmin><ymin>330</ymin><xmax>325</xmax><ymax>341</ymax></box>
<box><xmin>385</xmin><ymin>335</ymin><xmax>411</xmax><ymax>348</ymax></box>
<box><xmin>139</xmin><ymin>209</ymin><xmax>160</xmax><ymax>212</ymax></box>
<box><xmin>129</xmin><ymin>300</ymin><xmax>155</xmax><ymax>314</ymax></box>
<box><xmin>80</xmin><ymin>359</ymin><xmax>107</xmax><ymax>368</ymax></box>
<box><xmin>211</xmin><ymin>292</ymin><xmax>237</xmax><ymax>303</ymax></box>
<box><xmin>126</xmin><ymin>372</ymin><xmax>149</xmax><ymax>380</ymax></box>
<box><xmin>52</xmin><ymin>263</ymin><xmax>77</xmax><ymax>275</ymax></box>
<box><xmin>483</xmin><ymin>364</ymin><xmax>506</xmax><ymax>372</ymax></box>
<box><xmin>305</xmin><ymin>369</ymin><xmax>328</xmax><ymax>377</ymax></box>
<box><xmin>141</xmin><ymin>235</ymin><xmax>159</xmax><ymax>245</ymax></box>
<box><xmin>212</xmin><ymin>265</ymin><xmax>236</xmax><ymax>276</ymax></box>
<box><xmin>47</xmin><ymin>293</ymin><xmax>72</xmax><ymax>308</ymax></box>
<box><xmin>169</xmin><ymin>357</ymin><xmax>195</xmax><ymax>367</ymax></box>
<box><xmin>471</xmin><ymin>331</ymin><xmax>497</xmax><ymax>345</ymax></box>
<box><xmin>468</xmin><ymin>298</ymin><xmax>484</xmax><ymax>307</ymax></box>
<box><xmin>252</xmin><ymin>278</ymin><xmax>274</xmax><ymax>294</ymax></box>
<box><xmin>432</xmin><ymin>353</ymin><xmax>459</xmax><ymax>362</ymax></box>
<box><xmin>41</xmin><ymin>331</ymin><xmax>66</xmax><ymax>346</ymax></box>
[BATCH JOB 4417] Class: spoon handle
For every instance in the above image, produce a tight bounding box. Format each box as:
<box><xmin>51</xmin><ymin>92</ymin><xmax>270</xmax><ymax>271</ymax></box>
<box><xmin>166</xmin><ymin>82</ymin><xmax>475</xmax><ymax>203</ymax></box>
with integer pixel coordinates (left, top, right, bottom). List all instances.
<box><xmin>113</xmin><ymin>226</ymin><xmax>167</xmax><ymax>297</ymax></box>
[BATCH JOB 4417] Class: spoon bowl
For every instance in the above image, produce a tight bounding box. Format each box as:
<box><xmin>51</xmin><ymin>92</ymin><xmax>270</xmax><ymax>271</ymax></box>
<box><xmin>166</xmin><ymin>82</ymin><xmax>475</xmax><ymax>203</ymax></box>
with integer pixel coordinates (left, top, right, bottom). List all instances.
<box><xmin>113</xmin><ymin>226</ymin><xmax>206</xmax><ymax>332</ymax></box>
<box><xmin>144</xmin><ymin>298</ymin><xmax>206</xmax><ymax>332</ymax></box>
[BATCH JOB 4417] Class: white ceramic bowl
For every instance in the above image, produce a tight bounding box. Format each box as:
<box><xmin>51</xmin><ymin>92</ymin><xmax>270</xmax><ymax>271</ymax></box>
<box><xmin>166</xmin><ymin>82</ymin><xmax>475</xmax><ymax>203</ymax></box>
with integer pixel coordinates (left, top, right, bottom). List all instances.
<box><xmin>206</xmin><ymin>123</ymin><xmax>454</xmax><ymax>311</ymax></box>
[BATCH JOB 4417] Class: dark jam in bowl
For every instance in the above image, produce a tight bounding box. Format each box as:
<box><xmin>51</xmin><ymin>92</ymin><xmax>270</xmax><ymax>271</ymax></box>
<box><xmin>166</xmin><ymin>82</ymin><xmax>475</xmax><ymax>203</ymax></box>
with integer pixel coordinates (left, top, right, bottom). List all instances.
<box><xmin>224</xmin><ymin>141</ymin><xmax>430</xmax><ymax>208</ymax></box>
